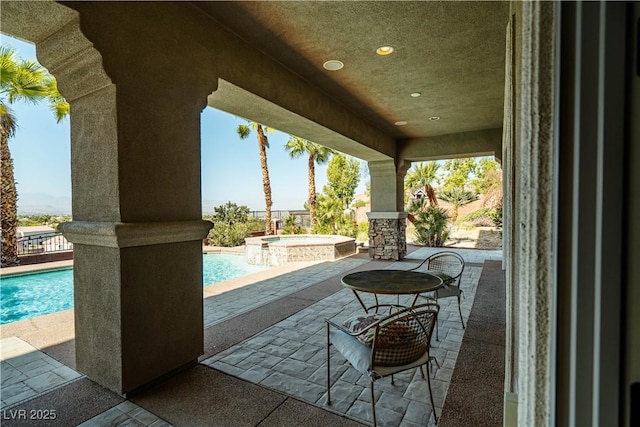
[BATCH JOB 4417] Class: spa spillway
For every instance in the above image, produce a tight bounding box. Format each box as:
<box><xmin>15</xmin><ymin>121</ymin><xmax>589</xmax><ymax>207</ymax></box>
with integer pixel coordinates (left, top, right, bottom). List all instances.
<box><xmin>245</xmin><ymin>234</ymin><xmax>356</xmax><ymax>266</ymax></box>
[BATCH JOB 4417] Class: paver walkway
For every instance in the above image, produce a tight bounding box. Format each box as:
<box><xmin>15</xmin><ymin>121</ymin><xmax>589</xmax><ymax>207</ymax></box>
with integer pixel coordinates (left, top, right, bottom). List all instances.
<box><xmin>0</xmin><ymin>247</ymin><xmax>502</xmax><ymax>426</ymax></box>
<box><xmin>0</xmin><ymin>337</ymin><xmax>81</xmax><ymax>408</ymax></box>
<box><xmin>203</xmin><ymin>258</ymin><xmax>370</xmax><ymax>327</ymax></box>
<box><xmin>202</xmin><ymin>248</ymin><xmax>497</xmax><ymax>426</ymax></box>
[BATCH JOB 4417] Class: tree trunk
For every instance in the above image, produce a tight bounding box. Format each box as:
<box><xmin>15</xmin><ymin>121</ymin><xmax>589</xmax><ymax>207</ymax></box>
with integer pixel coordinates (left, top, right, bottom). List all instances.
<box><xmin>451</xmin><ymin>205</ymin><xmax>459</xmax><ymax>223</ymax></box>
<box><xmin>308</xmin><ymin>153</ymin><xmax>316</xmax><ymax>229</ymax></box>
<box><xmin>426</xmin><ymin>184</ymin><xmax>438</xmax><ymax>207</ymax></box>
<box><xmin>256</xmin><ymin>125</ymin><xmax>273</xmax><ymax>235</ymax></box>
<box><xmin>1</xmin><ymin>126</ymin><xmax>19</xmax><ymax>267</ymax></box>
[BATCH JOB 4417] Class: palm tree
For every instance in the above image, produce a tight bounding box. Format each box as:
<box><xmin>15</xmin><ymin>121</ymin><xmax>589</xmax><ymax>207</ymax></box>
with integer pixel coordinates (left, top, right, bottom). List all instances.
<box><xmin>284</xmin><ymin>136</ymin><xmax>333</xmax><ymax>229</ymax></box>
<box><xmin>407</xmin><ymin>197</ymin><xmax>451</xmax><ymax>246</ymax></box>
<box><xmin>314</xmin><ymin>193</ymin><xmax>343</xmax><ymax>234</ymax></box>
<box><xmin>405</xmin><ymin>161</ymin><xmax>440</xmax><ymax>207</ymax></box>
<box><xmin>1</xmin><ymin>45</ymin><xmax>69</xmax><ymax>267</ymax></box>
<box><xmin>438</xmin><ymin>187</ymin><xmax>478</xmax><ymax>223</ymax></box>
<box><xmin>237</xmin><ymin>121</ymin><xmax>274</xmax><ymax>235</ymax></box>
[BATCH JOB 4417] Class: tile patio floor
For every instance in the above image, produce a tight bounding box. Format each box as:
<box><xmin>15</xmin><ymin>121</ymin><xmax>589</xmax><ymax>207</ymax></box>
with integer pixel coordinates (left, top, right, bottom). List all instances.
<box><xmin>0</xmin><ymin>247</ymin><xmax>501</xmax><ymax>426</ymax></box>
<box><xmin>202</xmin><ymin>259</ymin><xmax>483</xmax><ymax>426</ymax></box>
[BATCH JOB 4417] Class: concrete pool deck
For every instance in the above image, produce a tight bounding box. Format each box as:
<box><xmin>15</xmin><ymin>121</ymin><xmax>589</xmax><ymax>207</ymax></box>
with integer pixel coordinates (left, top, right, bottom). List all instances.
<box><xmin>0</xmin><ymin>245</ymin><xmax>242</xmax><ymax>278</ymax></box>
<box><xmin>0</xmin><ymin>252</ymin><xmax>336</xmax><ymax>368</ymax></box>
<box><xmin>0</xmin><ymin>246</ymin><xmax>503</xmax><ymax>426</ymax></box>
<box><xmin>0</xmin><ymin>260</ymin><xmax>74</xmax><ymax>277</ymax></box>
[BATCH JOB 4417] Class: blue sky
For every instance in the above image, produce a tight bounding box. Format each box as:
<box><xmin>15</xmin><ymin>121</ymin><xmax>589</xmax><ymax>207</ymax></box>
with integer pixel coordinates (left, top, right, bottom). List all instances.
<box><xmin>2</xmin><ymin>34</ymin><xmax>366</xmax><ymax>214</ymax></box>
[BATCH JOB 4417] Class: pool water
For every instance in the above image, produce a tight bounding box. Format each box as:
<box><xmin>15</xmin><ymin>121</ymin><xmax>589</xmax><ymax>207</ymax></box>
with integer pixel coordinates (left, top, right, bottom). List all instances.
<box><xmin>0</xmin><ymin>254</ymin><xmax>267</xmax><ymax>325</ymax></box>
<box><xmin>202</xmin><ymin>253</ymin><xmax>267</xmax><ymax>285</ymax></box>
<box><xmin>1</xmin><ymin>269</ymin><xmax>74</xmax><ymax>326</ymax></box>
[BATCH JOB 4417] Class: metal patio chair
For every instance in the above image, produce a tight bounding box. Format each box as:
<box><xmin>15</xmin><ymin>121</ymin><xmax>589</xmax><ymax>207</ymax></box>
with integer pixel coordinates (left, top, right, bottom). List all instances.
<box><xmin>409</xmin><ymin>251</ymin><xmax>465</xmax><ymax>339</ymax></box>
<box><xmin>326</xmin><ymin>303</ymin><xmax>440</xmax><ymax>426</ymax></box>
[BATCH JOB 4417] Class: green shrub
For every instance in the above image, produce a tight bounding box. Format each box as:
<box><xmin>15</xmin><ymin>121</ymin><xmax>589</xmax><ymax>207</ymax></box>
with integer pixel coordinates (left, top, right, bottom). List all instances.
<box><xmin>312</xmin><ymin>213</ymin><xmax>356</xmax><ymax>238</ymax></box>
<box><xmin>212</xmin><ymin>202</ymin><xmax>250</xmax><ymax>224</ymax></box>
<box><xmin>282</xmin><ymin>215</ymin><xmax>305</xmax><ymax>235</ymax></box>
<box><xmin>312</xmin><ymin>222</ymin><xmax>333</xmax><ymax>235</ymax></box>
<box><xmin>407</xmin><ymin>198</ymin><xmax>450</xmax><ymax>247</ymax></box>
<box><xmin>489</xmin><ymin>206</ymin><xmax>503</xmax><ymax>228</ymax></box>
<box><xmin>459</xmin><ymin>207</ymin><xmax>502</xmax><ymax>227</ymax></box>
<box><xmin>336</xmin><ymin>216</ymin><xmax>357</xmax><ymax>238</ymax></box>
<box><xmin>356</xmin><ymin>221</ymin><xmax>369</xmax><ymax>242</ymax></box>
<box><xmin>205</xmin><ymin>202</ymin><xmax>267</xmax><ymax>243</ymax></box>
<box><xmin>246</xmin><ymin>218</ymin><xmax>266</xmax><ymax>233</ymax></box>
<box><xmin>353</xmin><ymin>199</ymin><xmax>367</xmax><ymax>208</ymax></box>
<box><xmin>208</xmin><ymin>222</ymin><xmax>251</xmax><ymax>247</ymax></box>
<box><xmin>414</xmin><ymin>207</ymin><xmax>450</xmax><ymax>247</ymax></box>
<box><xmin>18</xmin><ymin>214</ymin><xmax>72</xmax><ymax>229</ymax></box>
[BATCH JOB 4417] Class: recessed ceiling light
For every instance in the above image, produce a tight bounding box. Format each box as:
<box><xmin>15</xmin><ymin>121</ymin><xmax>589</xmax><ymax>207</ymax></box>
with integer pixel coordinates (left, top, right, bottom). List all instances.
<box><xmin>410</xmin><ymin>92</ymin><xmax>422</xmax><ymax>98</ymax></box>
<box><xmin>323</xmin><ymin>60</ymin><xmax>344</xmax><ymax>71</ymax></box>
<box><xmin>394</xmin><ymin>120</ymin><xmax>408</xmax><ymax>126</ymax></box>
<box><xmin>376</xmin><ymin>46</ymin><xmax>394</xmax><ymax>56</ymax></box>
<box><xmin>429</xmin><ymin>116</ymin><xmax>441</xmax><ymax>121</ymax></box>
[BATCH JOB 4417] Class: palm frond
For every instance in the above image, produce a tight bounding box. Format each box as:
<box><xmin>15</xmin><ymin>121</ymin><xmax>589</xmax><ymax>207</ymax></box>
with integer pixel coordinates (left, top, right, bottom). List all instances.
<box><xmin>311</xmin><ymin>143</ymin><xmax>334</xmax><ymax>164</ymax></box>
<box><xmin>237</xmin><ymin>124</ymin><xmax>251</xmax><ymax>139</ymax></box>
<box><xmin>438</xmin><ymin>187</ymin><xmax>478</xmax><ymax>205</ymax></box>
<box><xmin>45</xmin><ymin>78</ymin><xmax>70</xmax><ymax>122</ymax></box>
<box><xmin>0</xmin><ymin>102</ymin><xmax>17</xmax><ymax>138</ymax></box>
<box><xmin>0</xmin><ymin>45</ymin><xmax>18</xmax><ymax>89</ymax></box>
<box><xmin>406</xmin><ymin>161</ymin><xmax>440</xmax><ymax>192</ymax></box>
<box><xmin>284</xmin><ymin>135</ymin><xmax>306</xmax><ymax>159</ymax></box>
<box><xmin>49</xmin><ymin>97</ymin><xmax>70</xmax><ymax>123</ymax></box>
<box><xmin>247</xmin><ymin>122</ymin><xmax>275</xmax><ymax>134</ymax></box>
<box><xmin>0</xmin><ymin>46</ymin><xmax>67</xmax><ymax>122</ymax></box>
<box><xmin>8</xmin><ymin>59</ymin><xmax>49</xmax><ymax>103</ymax></box>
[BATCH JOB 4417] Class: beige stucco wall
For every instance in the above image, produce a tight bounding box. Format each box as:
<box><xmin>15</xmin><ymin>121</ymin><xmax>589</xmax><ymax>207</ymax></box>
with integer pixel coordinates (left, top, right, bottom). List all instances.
<box><xmin>398</xmin><ymin>128</ymin><xmax>503</xmax><ymax>163</ymax></box>
<box><xmin>501</xmin><ymin>10</ymin><xmax>517</xmax><ymax>426</ymax></box>
<box><xmin>506</xmin><ymin>1</ymin><xmax>556</xmax><ymax>426</ymax></box>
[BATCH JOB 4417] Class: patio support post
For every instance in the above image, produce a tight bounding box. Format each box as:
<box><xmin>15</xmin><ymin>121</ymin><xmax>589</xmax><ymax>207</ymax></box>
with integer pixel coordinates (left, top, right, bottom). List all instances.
<box><xmin>25</xmin><ymin>2</ymin><xmax>217</xmax><ymax>395</ymax></box>
<box><xmin>508</xmin><ymin>1</ymin><xmax>556</xmax><ymax>425</ymax></box>
<box><xmin>367</xmin><ymin>160</ymin><xmax>410</xmax><ymax>260</ymax></box>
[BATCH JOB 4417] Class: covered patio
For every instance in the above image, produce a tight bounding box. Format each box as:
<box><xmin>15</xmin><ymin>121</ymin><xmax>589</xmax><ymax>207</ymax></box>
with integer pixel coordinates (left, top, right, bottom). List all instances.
<box><xmin>1</xmin><ymin>247</ymin><xmax>503</xmax><ymax>426</ymax></box>
<box><xmin>1</xmin><ymin>1</ymin><xmax>637</xmax><ymax>426</ymax></box>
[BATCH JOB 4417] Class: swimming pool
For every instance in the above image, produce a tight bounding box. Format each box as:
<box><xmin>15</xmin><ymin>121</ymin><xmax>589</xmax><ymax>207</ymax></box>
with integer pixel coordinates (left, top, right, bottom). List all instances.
<box><xmin>0</xmin><ymin>254</ymin><xmax>267</xmax><ymax>325</ymax></box>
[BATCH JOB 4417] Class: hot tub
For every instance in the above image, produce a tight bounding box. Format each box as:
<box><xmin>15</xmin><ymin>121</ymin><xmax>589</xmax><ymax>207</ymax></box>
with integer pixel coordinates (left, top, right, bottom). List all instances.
<box><xmin>244</xmin><ymin>234</ymin><xmax>356</xmax><ymax>266</ymax></box>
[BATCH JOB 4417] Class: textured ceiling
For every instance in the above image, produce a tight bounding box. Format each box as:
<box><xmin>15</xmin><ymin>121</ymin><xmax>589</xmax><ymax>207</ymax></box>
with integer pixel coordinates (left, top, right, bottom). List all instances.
<box><xmin>195</xmin><ymin>1</ymin><xmax>510</xmax><ymax>140</ymax></box>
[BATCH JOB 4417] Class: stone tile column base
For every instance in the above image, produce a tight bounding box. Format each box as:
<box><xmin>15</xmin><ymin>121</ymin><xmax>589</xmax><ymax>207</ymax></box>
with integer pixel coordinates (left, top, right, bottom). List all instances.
<box><xmin>367</xmin><ymin>212</ymin><xmax>407</xmax><ymax>260</ymax></box>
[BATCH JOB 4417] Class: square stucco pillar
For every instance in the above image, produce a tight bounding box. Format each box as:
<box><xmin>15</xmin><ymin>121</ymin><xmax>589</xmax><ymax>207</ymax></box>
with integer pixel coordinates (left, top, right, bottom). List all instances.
<box><xmin>62</xmin><ymin>222</ymin><xmax>211</xmax><ymax>394</ymax></box>
<box><xmin>368</xmin><ymin>160</ymin><xmax>410</xmax><ymax>260</ymax></box>
<box><xmin>56</xmin><ymin>60</ymin><xmax>213</xmax><ymax>394</ymax></box>
<box><xmin>26</xmin><ymin>0</ymin><xmax>219</xmax><ymax>396</ymax></box>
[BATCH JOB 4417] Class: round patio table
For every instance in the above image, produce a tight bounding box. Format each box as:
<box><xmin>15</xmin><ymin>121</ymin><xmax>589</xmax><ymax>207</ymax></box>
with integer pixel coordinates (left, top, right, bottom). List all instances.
<box><xmin>341</xmin><ymin>269</ymin><xmax>443</xmax><ymax>312</ymax></box>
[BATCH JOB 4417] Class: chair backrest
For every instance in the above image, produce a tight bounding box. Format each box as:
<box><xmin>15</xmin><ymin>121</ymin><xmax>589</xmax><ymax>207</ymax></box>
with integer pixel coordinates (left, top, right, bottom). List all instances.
<box><xmin>370</xmin><ymin>303</ymin><xmax>438</xmax><ymax>368</ymax></box>
<box><xmin>426</xmin><ymin>251</ymin><xmax>465</xmax><ymax>284</ymax></box>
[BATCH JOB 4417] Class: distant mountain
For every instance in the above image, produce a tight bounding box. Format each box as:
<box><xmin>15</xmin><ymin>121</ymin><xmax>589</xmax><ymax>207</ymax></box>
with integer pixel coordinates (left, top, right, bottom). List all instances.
<box><xmin>17</xmin><ymin>193</ymin><xmax>71</xmax><ymax>215</ymax></box>
<box><xmin>16</xmin><ymin>196</ymin><xmax>305</xmax><ymax>216</ymax></box>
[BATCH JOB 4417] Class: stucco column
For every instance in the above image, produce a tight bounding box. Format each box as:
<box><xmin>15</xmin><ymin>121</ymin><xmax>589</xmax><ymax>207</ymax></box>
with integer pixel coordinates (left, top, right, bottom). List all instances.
<box><xmin>509</xmin><ymin>1</ymin><xmax>556</xmax><ymax>425</ymax></box>
<box><xmin>38</xmin><ymin>3</ymin><xmax>217</xmax><ymax>394</ymax></box>
<box><xmin>367</xmin><ymin>160</ymin><xmax>410</xmax><ymax>260</ymax></box>
<box><xmin>57</xmin><ymin>75</ymin><xmax>212</xmax><ymax>394</ymax></box>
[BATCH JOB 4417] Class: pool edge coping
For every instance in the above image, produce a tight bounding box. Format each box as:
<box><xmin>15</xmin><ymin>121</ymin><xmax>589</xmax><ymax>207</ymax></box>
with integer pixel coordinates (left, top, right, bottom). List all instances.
<box><xmin>0</xmin><ymin>260</ymin><xmax>74</xmax><ymax>278</ymax></box>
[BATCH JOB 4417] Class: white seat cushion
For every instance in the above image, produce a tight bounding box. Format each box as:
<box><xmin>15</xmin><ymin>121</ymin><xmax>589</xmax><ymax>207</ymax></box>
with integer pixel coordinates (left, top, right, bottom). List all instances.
<box><xmin>330</xmin><ymin>329</ymin><xmax>371</xmax><ymax>375</ymax></box>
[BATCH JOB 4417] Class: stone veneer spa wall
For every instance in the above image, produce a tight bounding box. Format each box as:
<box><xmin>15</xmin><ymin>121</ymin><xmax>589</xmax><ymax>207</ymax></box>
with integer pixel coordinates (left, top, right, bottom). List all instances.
<box><xmin>245</xmin><ymin>235</ymin><xmax>356</xmax><ymax>266</ymax></box>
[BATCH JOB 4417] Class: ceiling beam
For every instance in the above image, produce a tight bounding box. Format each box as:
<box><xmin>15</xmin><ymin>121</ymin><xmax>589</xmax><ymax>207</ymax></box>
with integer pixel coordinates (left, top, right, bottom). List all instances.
<box><xmin>398</xmin><ymin>127</ymin><xmax>503</xmax><ymax>162</ymax></box>
<box><xmin>208</xmin><ymin>79</ymin><xmax>395</xmax><ymax>161</ymax></box>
